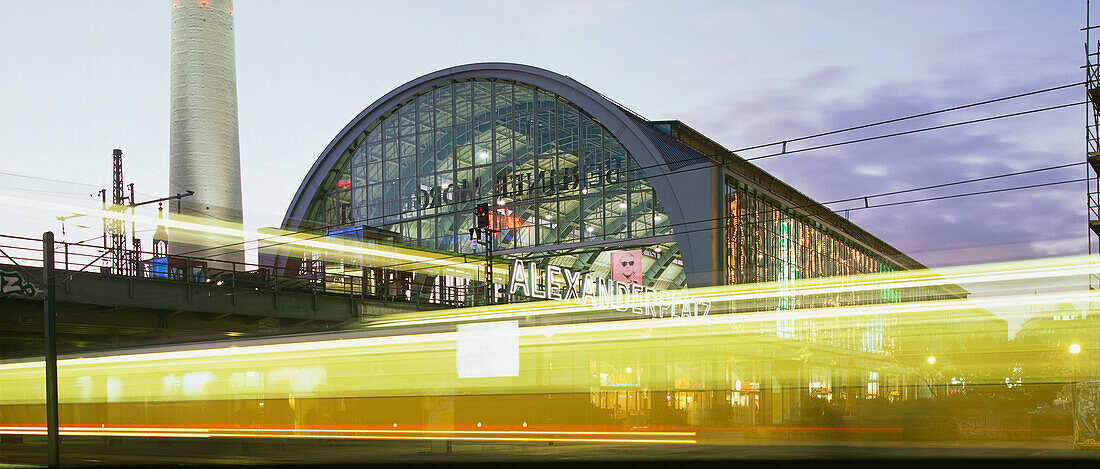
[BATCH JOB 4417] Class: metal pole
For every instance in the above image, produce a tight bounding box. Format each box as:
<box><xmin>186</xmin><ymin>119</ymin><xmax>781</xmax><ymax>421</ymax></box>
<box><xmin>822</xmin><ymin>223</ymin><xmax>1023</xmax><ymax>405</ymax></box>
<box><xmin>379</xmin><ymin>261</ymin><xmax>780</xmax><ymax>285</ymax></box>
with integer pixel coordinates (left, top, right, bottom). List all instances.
<box><xmin>1073</xmin><ymin>355</ymin><xmax>1078</xmax><ymax>442</ymax></box>
<box><xmin>486</xmin><ymin>231</ymin><xmax>494</xmax><ymax>305</ymax></box>
<box><xmin>43</xmin><ymin>231</ymin><xmax>59</xmax><ymax>468</ymax></box>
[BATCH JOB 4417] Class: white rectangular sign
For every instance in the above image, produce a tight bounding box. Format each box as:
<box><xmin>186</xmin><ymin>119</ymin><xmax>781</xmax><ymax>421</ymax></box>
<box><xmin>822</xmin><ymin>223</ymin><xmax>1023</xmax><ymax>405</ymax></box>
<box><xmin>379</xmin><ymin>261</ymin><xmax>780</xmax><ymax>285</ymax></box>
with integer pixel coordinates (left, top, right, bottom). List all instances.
<box><xmin>456</xmin><ymin>320</ymin><xmax>520</xmax><ymax>378</ymax></box>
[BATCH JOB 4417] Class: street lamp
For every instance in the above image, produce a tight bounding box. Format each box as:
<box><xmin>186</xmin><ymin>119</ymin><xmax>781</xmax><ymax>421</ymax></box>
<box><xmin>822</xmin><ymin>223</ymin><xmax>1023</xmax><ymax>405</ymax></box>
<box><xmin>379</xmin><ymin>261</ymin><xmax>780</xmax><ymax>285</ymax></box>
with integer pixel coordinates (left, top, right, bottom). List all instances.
<box><xmin>927</xmin><ymin>356</ymin><xmax>937</xmax><ymax>398</ymax></box>
<box><xmin>1070</xmin><ymin>344</ymin><xmax>1081</xmax><ymax>388</ymax></box>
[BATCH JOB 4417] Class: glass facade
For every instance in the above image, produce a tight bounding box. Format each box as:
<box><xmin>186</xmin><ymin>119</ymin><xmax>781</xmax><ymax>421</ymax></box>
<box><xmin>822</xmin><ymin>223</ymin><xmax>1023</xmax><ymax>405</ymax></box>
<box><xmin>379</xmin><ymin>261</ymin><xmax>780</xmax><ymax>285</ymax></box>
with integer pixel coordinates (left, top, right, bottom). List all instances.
<box><xmin>725</xmin><ymin>179</ymin><xmax>901</xmax><ymax>287</ymax></box>
<box><xmin>723</xmin><ymin>177</ymin><xmax>961</xmax><ymax>363</ymax></box>
<box><xmin>307</xmin><ymin>80</ymin><xmax>674</xmax><ymax>259</ymax></box>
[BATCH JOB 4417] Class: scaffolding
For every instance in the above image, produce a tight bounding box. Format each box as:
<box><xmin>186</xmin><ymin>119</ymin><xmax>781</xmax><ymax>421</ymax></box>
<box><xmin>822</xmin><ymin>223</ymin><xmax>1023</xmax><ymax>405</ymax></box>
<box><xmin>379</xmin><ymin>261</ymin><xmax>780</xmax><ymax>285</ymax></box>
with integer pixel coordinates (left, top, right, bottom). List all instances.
<box><xmin>1087</xmin><ymin>0</ymin><xmax>1100</xmax><ymax>292</ymax></box>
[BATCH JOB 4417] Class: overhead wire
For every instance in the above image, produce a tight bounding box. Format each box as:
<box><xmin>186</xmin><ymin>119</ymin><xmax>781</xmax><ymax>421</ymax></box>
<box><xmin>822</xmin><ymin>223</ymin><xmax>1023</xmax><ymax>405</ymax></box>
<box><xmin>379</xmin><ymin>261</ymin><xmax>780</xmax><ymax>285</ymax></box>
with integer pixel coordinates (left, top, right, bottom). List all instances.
<box><xmin>730</xmin><ymin>81</ymin><xmax>1084</xmax><ymax>153</ymax></box>
<box><xmin>745</xmin><ymin>101</ymin><xmax>1085</xmax><ymax>162</ymax></box>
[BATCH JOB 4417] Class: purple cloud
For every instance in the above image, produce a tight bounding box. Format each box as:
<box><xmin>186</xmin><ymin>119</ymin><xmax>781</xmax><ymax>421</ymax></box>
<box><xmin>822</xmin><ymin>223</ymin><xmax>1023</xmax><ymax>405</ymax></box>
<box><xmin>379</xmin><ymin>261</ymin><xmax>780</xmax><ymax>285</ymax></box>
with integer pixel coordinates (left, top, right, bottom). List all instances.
<box><xmin>675</xmin><ymin>61</ymin><xmax>1083</xmax><ymax>267</ymax></box>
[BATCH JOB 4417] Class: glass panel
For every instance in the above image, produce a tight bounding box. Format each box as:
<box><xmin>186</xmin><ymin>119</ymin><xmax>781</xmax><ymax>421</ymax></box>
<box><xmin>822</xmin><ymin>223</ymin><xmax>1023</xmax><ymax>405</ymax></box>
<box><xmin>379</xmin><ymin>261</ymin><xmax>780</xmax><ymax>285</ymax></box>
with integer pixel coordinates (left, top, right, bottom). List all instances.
<box><xmin>352</xmin><ymin>165</ymin><xmax>366</xmax><ymax>186</ymax></box>
<box><xmin>383</xmin><ymin>181</ymin><xmax>398</xmax><ymax>202</ymax></box>
<box><xmin>559</xmin><ymin>197</ymin><xmax>580</xmax><ymax>244</ymax></box>
<box><xmin>367</xmin><ymin>162</ymin><xmax>381</xmax><ymax>184</ymax></box>
<box><xmin>493</xmin><ymin>82</ymin><xmax>512</xmax><ymax>118</ymax></box>
<box><xmin>368</xmin><ymin>184</ymin><xmax>381</xmax><ymax>206</ymax></box>
<box><xmin>382</xmin><ymin>117</ymin><xmax>397</xmax><ymax>139</ymax></box>
<box><xmin>454</xmin><ymin>124</ymin><xmax>471</xmax><ymax>146</ymax></box>
<box><xmin>473</xmin><ymin>119</ymin><xmax>493</xmax><ymax>143</ymax></box>
<box><xmin>384</xmin><ymin>159</ymin><xmax>399</xmax><ymax>181</ymax></box>
<box><xmin>351</xmin><ymin>145</ymin><xmax>365</xmax><ymax>166</ymax></box>
<box><xmin>400</xmin><ymin>156</ymin><xmax>416</xmax><ymax>181</ymax></box>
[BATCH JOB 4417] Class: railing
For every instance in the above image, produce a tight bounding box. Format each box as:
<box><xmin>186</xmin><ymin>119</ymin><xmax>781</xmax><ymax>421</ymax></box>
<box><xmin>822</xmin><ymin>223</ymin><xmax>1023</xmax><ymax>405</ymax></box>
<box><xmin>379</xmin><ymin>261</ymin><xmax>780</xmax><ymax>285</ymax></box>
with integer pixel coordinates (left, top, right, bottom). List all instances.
<box><xmin>0</xmin><ymin>233</ymin><xmax>480</xmax><ymax>308</ymax></box>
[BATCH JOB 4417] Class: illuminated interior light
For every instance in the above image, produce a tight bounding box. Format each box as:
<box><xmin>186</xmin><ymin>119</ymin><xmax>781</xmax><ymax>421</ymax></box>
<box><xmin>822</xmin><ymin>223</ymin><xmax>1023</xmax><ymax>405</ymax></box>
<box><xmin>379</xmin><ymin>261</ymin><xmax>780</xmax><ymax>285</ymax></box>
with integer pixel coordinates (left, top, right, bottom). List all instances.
<box><xmin>619</xmin><ymin>202</ymin><xmax>627</xmax><ymax>209</ymax></box>
<box><xmin>545</xmin><ymin>214</ymin><xmax>553</xmax><ymax>220</ymax></box>
<box><xmin>586</xmin><ymin>226</ymin><xmax>595</xmax><ymax>233</ymax></box>
<box><xmin>581</xmin><ymin>188</ymin><xmax>589</xmax><ymax>194</ymax></box>
<box><xmin>497</xmin><ymin>199</ymin><xmax>507</xmax><ymax>206</ymax></box>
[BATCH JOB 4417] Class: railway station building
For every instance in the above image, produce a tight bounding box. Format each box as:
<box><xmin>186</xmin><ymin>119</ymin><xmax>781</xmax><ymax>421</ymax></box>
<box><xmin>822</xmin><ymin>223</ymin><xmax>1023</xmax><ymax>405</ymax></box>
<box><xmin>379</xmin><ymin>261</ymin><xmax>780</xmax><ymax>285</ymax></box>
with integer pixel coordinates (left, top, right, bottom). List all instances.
<box><xmin>277</xmin><ymin>63</ymin><xmax>933</xmax><ymax>299</ymax></box>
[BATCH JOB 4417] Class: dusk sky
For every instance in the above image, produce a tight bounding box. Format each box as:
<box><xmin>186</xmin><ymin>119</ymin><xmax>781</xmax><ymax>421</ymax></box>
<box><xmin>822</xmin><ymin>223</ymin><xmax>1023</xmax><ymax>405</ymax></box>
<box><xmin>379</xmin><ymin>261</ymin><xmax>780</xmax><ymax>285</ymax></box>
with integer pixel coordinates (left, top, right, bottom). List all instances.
<box><xmin>0</xmin><ymin>1</ymin><xmax>1086</xmax><ymax>323</ymax></box>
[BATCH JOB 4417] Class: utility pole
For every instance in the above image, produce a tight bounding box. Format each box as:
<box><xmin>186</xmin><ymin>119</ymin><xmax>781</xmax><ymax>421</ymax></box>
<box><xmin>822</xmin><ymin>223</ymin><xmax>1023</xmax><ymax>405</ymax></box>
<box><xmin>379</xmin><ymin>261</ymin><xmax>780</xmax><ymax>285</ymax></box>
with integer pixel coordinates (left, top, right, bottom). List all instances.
<box><xmin>108</xmin><ymin>149</ymin><xmax>128</xmax><ymax>275</ymax></box>
<box><xmin>62</xmin><ymin>149</ymin><xmax>192</xmax><ymax>275</ymax></box>
<box><xmin>43</xmin><ymin>231</ymin><xmax>59</xmax><ymax>468</ymax></box>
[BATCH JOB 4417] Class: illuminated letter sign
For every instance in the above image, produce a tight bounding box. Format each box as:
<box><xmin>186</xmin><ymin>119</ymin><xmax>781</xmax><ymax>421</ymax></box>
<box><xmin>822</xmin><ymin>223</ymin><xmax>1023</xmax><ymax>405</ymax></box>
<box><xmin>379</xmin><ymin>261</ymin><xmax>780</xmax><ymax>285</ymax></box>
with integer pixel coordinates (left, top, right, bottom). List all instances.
<box><xmin>507</xmin><ymin>261</ymin><xmax>709</xmax><ymax>321</ymax></box>
<box><xmin>508</xmin><ymin>260</ymin><xmax>530</xmax><ymax>296</ymax></box>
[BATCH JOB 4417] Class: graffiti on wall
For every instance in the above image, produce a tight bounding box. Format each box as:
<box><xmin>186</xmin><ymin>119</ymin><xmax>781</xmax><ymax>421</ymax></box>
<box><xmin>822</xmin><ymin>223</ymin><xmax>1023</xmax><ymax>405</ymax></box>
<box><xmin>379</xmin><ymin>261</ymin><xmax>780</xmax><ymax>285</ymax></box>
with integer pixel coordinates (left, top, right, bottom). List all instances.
<box><xmin>0</xmin><ymin>269</ymin><xmax>40</xmax><ymax>298</ymax></box>
<box><xmin>1076</xmin><ymin>381</ymin><xmax>1100</xmax><ymax>450</ymax></box>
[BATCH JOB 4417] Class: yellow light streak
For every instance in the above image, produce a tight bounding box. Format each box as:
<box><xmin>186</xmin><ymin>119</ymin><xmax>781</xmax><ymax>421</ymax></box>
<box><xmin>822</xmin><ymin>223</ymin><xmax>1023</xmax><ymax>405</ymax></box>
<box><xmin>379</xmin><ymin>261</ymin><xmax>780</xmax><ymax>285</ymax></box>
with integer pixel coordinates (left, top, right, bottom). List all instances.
<box><xmin>0</xmin><ymin>194</ymin><xmax>510</xmax><ymax>281</ymax></box>
<box><xmin>0</xmin><ymin>289</ymin><xmax>1090</xmax><ymax>376</ymax></box>
<box><xmin>365</xmin><ymin>257</ymin><xmax>1099</xmax><ymax>329</ymax></box>
<box><xmin>0</xmin><ymin>331</ymin><xmax>455</xmax><ymax>370</ymax></box>
<box><xmin>0</xmin><ymin>426</ymin><xmax>695</xmax><ymax>444</ymax></box>
<box><xmin>515</xmin><ymin>290</ymin><xmax>1100</xmax><ymax>338</ymax></box>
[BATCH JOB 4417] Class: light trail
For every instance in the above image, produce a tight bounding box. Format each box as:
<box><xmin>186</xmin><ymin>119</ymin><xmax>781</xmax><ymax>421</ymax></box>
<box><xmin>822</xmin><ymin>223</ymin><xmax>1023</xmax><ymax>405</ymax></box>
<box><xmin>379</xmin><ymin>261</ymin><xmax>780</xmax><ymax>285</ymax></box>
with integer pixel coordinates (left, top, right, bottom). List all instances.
<box><xmin>0</xmin><ymin>194</ymin><xmax>509</xmax><ymax>282</ymax></box>
<box><xmin>0</xmin><ymin>425</ymin><xmax>696</xmax><ymax>444</ymax></box>
<box><xmin>0</xmin><ymin>290</ymin><xmax>1090</xmax><ymax>374</ymax></box>
<box><xmin>365</xmin><ymin>255</ymin><xmax>1098</xmax><ymax>329</ymax></box>
<box><xmin>515</xmin><ymin>290</ymin><xmax>1099</xmax><ymax>337</ymax></box>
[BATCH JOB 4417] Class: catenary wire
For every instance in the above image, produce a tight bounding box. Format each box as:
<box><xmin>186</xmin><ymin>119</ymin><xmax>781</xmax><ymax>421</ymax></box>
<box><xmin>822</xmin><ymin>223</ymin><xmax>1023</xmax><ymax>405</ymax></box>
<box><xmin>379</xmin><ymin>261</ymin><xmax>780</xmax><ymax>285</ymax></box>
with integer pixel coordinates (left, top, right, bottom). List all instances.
<box><xmin>745</xmin><ymin>101</ymin><xmax>1085</xmax><ymax>161</ymax></box>
<box><xmin>730</xmin><ymin>81</ymin><xmax>1084</xmax><ymax>153</ymax></box>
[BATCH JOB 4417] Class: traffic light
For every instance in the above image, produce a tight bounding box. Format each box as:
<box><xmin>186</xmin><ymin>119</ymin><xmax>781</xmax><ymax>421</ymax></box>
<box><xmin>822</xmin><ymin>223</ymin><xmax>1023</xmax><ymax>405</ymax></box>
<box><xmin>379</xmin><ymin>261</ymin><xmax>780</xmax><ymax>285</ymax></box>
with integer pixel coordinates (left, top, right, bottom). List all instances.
<box><xmin>475</xmin><ymin>203</ymin><xmax>490</xmax><ymax>229</ymax></box>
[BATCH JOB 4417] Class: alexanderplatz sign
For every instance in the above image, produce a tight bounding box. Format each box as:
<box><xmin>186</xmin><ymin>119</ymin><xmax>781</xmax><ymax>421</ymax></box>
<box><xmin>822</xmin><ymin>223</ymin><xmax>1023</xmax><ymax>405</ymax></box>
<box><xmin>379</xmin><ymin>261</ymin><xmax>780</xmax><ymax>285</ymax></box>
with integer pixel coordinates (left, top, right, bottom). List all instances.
<box><xmin>506</xmin><ymin>260</ymin><xmax>711</xmax><ymax>319</ymax></box>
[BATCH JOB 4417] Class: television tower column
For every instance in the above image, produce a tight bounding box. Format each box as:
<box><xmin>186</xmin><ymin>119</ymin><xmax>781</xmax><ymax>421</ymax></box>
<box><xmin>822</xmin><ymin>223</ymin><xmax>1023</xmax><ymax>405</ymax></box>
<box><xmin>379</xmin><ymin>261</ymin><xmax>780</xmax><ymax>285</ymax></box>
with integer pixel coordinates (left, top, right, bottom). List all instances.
<box><xmin>169</xmin><ymin>0</ymin><xmax>244</xmax><ymax>264</ymax></box>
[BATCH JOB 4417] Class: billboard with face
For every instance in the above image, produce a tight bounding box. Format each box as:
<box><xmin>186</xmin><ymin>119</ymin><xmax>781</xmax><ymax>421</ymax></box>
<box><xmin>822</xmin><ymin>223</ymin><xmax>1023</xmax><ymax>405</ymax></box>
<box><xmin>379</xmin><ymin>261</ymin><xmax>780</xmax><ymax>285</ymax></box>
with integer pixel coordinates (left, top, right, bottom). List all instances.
<box><xmin>610</xmin><ymin>250</ymin><xmax>643</xmax><ymax>285</ymax></box>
